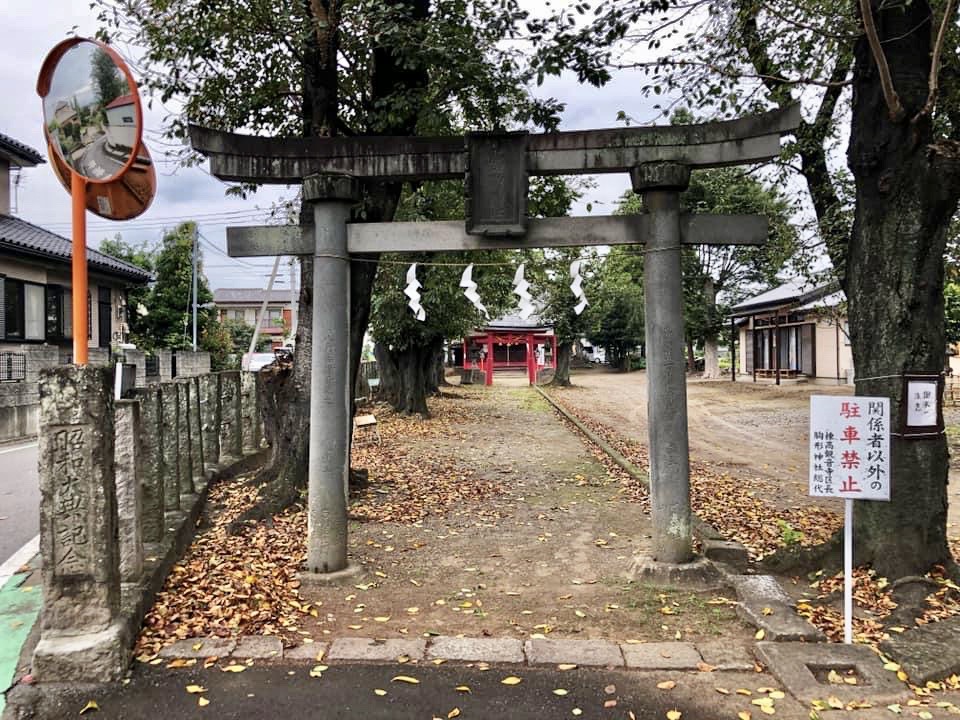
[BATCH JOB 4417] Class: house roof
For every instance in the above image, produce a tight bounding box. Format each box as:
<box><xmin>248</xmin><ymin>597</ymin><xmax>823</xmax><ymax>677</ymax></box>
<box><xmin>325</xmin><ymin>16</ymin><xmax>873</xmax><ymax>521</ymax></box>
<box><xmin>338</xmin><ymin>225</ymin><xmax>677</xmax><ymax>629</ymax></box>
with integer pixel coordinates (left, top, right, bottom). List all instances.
<box><xmin>213</xmin><ymin>288</ymin><xmax>292</xmax><ymax>304</ymax></box>
<box><xmin>105</xmin><ymin>94</ymin><xmax>135</xmax><ymax>110</ymax></box>
<box><xmin>0</xmin><ymin>214</ymin><xmax>151</xmax><ymax>283</ymax></box>
<box><xmin>0</xmin><ymin>132</ymin><xmax>44</xmax><ymax>168</ymax></box>
<box><xmin>731</xmin><ymin>278</ymin><xmax>837</xmax><ymax>316</ymax></box>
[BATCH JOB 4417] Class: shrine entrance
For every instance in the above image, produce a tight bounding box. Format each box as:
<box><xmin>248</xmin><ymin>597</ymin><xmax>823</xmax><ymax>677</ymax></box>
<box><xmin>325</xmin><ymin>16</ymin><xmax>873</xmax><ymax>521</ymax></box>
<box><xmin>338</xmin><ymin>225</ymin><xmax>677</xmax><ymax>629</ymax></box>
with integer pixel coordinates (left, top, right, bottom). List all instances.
<box><xmin>461</xmin><ymin>322</ymin><xmax>557</xmax><ymax>387</ymax></box>
<box><xmin>189</xmin><ymin>105</ymin><xmax>801</xmax><ymax>578</ymax></box>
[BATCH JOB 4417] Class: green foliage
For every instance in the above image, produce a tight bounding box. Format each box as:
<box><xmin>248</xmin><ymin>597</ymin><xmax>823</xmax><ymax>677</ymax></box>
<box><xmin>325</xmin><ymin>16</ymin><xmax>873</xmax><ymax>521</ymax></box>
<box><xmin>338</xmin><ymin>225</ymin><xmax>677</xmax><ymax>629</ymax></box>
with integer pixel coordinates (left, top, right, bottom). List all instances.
<box><xmin>97</xmin><ymin>233</ymin><xmax>154</xmax><ymax>345</ymax></box>
<box><xmin>776</xmin><ymin>519</ymin><xmax>804</xmax><ymax>547</ymax></box>
<box><xmin>585</xmin><ymin>248</ymin><xmax>645</xmax><ymax>369</ymax></box>
<box><xmin>93</xmin><ymin>0</ymin><xmax>562</xmax><ymax>148</ymax></box>
<box><xmin>945</xmin><ymin>282</ymin><xmax>960</xmax><ymax>347</ymax></box>
<box><xmin>90</xmin><ymin>47</ymin><xmax>126</xmax><ymax>108</ymax></box>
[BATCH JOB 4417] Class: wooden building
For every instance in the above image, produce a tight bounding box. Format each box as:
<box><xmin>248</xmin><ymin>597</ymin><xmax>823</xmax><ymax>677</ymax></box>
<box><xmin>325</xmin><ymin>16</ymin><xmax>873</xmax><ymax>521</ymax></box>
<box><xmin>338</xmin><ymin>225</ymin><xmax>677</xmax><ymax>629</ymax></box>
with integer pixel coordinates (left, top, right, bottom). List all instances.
<box><xmin>731</xmin><ymin>280</ymin><xmax>853</xmax><ymax>384</ymax></box>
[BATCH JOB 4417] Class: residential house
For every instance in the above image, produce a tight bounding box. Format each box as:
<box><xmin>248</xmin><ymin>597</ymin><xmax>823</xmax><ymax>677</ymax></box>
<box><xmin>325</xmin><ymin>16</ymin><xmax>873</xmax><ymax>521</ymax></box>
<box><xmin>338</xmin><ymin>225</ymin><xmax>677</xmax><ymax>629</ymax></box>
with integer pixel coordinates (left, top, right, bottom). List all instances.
<box><xmin>0</xmin><ymin>131</ymin><xmax>152</xmax><ymax>361</ymax></box>
<box><xmin>213</xmin><ymin>287</ymin><xmax>294</xmax><ymax>349</ymax></box>
<box><xmin>731</xmin><ymin>279</ymin><xmax>852</xmax><ymax>384</ymax></box>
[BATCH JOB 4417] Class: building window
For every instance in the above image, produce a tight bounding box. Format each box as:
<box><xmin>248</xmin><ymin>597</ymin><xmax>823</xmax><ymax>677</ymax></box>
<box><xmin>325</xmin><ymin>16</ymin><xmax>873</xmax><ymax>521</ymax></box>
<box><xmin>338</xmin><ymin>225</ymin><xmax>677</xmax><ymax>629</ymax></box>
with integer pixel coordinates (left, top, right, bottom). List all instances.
<box><xmin>2</xmin><ymin>279</ymin><xmax>45</xmax><ymax>341</ymax></box>
<box><xmin>46</xmin><ymin>285</ymin><xmax>64</xmax><ymax>339</ymax></box>
<box><xmin>266</xmin><ymin>308</ymin><xmax>283</xmax><ymax>327</ymax></box>
<box><xmin>231</xmin><ymin>309</ymin><xmax>246</xmax><ymax>322</ymax></box>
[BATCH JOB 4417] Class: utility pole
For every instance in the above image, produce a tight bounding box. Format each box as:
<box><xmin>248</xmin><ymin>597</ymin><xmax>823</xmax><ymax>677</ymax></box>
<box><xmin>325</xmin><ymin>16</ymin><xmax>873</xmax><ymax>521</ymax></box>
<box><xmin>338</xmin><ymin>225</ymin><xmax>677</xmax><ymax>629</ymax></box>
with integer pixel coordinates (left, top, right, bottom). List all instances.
<box><xmin>248</xmin><ymin>255</ymin><xmax>282</xmax><ymax>359</ymax></box>
<box><xmin>191</xmin><ymin>225</ymin><xmax>199</xmax><ymax>351</ymax></box>
<box><xmin>289</xmin><ymin>257</ymin><xmax>298</xmax><ymax>344</ymax></box>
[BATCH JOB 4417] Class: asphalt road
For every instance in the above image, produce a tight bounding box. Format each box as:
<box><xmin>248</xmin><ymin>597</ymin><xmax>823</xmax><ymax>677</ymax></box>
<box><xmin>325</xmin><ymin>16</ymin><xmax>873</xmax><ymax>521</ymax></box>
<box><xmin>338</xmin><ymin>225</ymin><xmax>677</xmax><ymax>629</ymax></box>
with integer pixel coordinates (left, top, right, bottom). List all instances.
<box><xmin>0</xmin><ymin>441</ymin><xmax>39</xmax><ymax>567</ymax></box>
<box><xmin>20</xmin><ymin>663</ymin><xmax>790</xmax><ymax>720</ymax></box>
<box><xmin>79</xmin><ymin>135</ymin><xmax>125</xmax><ymax>180</ymax></box>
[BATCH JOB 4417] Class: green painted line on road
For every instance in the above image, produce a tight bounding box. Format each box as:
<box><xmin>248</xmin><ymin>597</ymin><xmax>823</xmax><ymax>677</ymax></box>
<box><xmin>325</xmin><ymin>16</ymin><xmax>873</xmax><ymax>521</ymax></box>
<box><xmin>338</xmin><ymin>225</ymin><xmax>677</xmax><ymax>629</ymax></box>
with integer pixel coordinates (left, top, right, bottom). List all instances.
<box><xmin>0</xmin><ymin>561</ymin><xmax>42</xmax><ymax>716</ymax></box>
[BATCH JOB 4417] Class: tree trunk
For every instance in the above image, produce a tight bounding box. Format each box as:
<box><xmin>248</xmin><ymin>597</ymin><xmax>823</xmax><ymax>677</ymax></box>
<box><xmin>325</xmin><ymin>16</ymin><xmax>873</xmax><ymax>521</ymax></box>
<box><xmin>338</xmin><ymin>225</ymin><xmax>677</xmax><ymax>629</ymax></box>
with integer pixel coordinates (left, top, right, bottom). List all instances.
<box><xmin>374</xmin><ymin>341</ymin><xmax>400</xmax><ymax>404</ymax></box>
<box><xmin>247</xmin><ymin>0</ymin><xmax>429</xmax><ymax>521</ymax></box>
<box><xmin>388</xmin><ymin>342</ymin><xmax>436</xmax><ymax>415</ymax></box>
<box><xmin>846</xmin><ymin>0</ymin><xmax>960</xmax><ymax>578</ymax></box>
<box><xmin>702</xmin><ymin>277</ymin><xmax>720</xmax><ymax>379</ymax></box>
<box><xmin>550</xmin><ymin>341</ymin><xmax>573</xmax><ymax>386</ymax></box>
<box><xmin>686</xmin><ymin>337</ymin><xmax>696</xmax><ymax>373</ymax></box>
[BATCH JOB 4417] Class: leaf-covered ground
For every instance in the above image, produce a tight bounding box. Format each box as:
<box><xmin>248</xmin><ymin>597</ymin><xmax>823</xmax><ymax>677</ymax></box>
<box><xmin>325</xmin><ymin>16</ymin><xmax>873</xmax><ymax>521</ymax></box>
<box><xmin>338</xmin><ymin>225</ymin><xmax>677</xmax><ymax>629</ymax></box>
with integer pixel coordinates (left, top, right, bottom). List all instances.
<box><xmin>136</xmin><ymin>385</ymin><xmax>750</xmax><ymax>660</ymax></box>
<box><xmin>548</xmin><ymin>371</ymin><xmax>960</xmax><ymax>662</ymax></box>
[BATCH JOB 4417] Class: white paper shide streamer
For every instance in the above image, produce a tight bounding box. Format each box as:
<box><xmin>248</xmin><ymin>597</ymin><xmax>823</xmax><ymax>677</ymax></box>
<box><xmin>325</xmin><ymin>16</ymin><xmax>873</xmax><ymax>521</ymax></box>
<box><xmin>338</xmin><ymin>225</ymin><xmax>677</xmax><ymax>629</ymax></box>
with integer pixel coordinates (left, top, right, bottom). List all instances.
<box><xmin>459</xmin><ymin>264</ymin><xmax>489</xmax><ymax>318</ymax></box>
<box><xmin>570</xmin><ymin>259</ymin><xmax>588</xmax><ymax>315</ymax></box>
<box><xmin>404</xmin><ymin>263</ymin><xmax>426</xmax><ymax>321</ymax></box>
<box><xmin>513</xmin><ymin>263</ymin><xmax>535</xmax><ymax>319</ymax></box>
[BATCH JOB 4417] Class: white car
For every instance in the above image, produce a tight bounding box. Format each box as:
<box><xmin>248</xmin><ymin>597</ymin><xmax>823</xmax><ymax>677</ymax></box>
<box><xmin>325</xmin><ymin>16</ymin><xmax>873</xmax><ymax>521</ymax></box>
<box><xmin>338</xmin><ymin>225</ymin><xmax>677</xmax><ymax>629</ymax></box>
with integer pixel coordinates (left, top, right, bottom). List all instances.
<box><xmin>242</xmin><ymin>352</ymin><xmax>277</xmax><ymax>372</ymax></box>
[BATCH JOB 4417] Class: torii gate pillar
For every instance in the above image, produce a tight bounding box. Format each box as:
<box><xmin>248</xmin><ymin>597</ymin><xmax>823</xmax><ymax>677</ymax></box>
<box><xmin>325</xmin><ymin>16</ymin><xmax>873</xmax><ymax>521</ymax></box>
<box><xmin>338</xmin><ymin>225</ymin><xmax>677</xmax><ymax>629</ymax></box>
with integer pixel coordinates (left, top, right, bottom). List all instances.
<box><xmin>303</xmin><ymin>174</ymin><xmax>359</xmax><ymax>576</ymax></box>
<box><xmin>632</xmin><ymin>163</ymin><xmax>693</xmax><ymax>564</ymax></box>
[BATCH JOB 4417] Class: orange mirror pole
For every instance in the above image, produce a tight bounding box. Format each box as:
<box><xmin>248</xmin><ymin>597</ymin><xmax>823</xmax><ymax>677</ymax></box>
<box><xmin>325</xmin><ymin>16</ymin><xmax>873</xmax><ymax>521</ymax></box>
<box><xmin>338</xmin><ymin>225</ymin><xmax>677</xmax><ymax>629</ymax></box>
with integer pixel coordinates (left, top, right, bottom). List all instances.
<box><xmin>71</xmin><ymin>171</ymin><xmax>88</xmax><ymax>365</ymax></box>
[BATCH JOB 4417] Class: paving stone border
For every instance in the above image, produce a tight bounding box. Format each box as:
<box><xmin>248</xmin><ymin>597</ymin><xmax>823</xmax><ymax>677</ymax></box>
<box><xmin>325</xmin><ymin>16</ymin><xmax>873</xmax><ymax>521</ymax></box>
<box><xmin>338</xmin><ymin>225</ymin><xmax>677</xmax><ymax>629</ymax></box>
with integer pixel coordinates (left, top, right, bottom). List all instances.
<box><xmin>161</xmin><ymin>636</ymin><xmax>731</xmax><ymax>672</ymax></box>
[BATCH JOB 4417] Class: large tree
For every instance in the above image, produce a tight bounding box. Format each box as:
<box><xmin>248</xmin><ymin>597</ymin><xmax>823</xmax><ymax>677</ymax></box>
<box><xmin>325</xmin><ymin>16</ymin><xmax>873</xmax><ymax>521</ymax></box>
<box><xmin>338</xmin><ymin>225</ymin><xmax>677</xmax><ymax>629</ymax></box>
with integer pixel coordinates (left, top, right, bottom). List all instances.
<box><xmin>530</xmin><ymin>0</ymin><xmax>960</xmax><ymax>579</ymax></box>
<box><xmin>96</xmin><ymin>0</ymin><xmax>562</xmax><ymax>514</ymax></box>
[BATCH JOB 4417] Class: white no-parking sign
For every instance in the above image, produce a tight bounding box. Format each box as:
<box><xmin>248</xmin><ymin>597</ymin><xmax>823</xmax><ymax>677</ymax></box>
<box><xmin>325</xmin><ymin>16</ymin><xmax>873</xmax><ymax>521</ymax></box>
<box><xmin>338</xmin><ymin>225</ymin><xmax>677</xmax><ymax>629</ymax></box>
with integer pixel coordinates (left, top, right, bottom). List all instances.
<box><xmin>809</xmin><ymin>395</ymin><xmax>890</xmax><ymax>502</ymax></box>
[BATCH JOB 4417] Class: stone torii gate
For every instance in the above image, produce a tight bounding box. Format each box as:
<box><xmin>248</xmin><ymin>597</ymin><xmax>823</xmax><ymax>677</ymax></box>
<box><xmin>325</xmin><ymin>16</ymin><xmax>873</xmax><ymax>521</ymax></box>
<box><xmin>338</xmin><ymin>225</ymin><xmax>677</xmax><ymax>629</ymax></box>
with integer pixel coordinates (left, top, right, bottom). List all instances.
<box><xmin>189</xmin><ymin>106</ymin><xmax>800</xmax><ymax>578</ymax></box>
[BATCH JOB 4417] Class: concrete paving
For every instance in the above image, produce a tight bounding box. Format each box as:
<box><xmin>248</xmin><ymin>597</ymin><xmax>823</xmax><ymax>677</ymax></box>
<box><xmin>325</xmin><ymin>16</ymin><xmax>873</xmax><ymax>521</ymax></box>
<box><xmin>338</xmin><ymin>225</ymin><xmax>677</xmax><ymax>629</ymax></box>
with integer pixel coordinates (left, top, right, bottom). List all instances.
<box><xmin>879</xmin><ymin>615</ymin><xmax>960</xmax><ymax>685</ymax></box>
<box><xmin>6</xmin><ymin>662</ymin><xmax>803</xmax><ymax>720</ymax></box>
<box><xmin>0</xmin><ymin>442</ymin><xmax>39</xmax><ymax>567</ymax></box>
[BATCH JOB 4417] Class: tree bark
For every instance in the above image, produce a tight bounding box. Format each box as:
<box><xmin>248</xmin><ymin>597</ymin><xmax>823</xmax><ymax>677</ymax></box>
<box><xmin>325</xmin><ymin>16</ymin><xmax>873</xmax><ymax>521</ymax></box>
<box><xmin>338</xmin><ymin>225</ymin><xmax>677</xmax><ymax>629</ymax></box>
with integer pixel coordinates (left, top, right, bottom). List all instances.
<box><xmin>388</xmin><ymin>342</ymin><xmax>437</xmax><ymax>415</ymax></box>
<box><xmin>686</xmin><ymin>337</ymin><xmax>696</xmax><ymax>373</ymax></box>
<box><xmin>550</xmin><ymin>340</ymin><xmax>573</xmax><ymax>386</ymax></box>
<box><xmin>702</xmin><ymin>277</ymin><xmax>720</xmax><ymax>379</ymax></box>
<box><xmin>373</xmin><ymin>341</ymin><xmax>400</xmax><ymax>404</ymax></box>
<box><xmin>846</xmin><ymin>0</ymin><xmax>960</xmax><ymax>578</ymax></box>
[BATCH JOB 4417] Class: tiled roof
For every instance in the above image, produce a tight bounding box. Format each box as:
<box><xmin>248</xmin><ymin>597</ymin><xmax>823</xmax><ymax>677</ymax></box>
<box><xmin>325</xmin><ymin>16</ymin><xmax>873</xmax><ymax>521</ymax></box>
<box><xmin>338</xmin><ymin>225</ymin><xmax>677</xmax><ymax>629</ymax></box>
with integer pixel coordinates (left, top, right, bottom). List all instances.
<box><xmin>0</xmin><ymin>132</ymin><xmax>44</xmax><ymax>167</ymax></box>
<box><xmin>213</xmin><ymin>288</ymin><xmax>292</xmax><ymax>304</ymax></box>
<box><xmin>730</xmin><ymin>278</ymin><xmax>835</xmax><ymax>315</ymax></box>
<box><xmin>0</xmin><ymin>214</ymin><xmax>151</xmax><ymax>283</ymax></box>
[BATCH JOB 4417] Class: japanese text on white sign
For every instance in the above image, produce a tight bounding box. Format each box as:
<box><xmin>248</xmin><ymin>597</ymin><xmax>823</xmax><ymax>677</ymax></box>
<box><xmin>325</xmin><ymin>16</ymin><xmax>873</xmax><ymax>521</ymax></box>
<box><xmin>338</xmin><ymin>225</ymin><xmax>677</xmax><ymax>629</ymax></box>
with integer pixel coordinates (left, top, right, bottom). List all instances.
<box><xmin>810</xmin><ymin>396</ymin><xmax>890</xmax><ymax>501</ymax></box>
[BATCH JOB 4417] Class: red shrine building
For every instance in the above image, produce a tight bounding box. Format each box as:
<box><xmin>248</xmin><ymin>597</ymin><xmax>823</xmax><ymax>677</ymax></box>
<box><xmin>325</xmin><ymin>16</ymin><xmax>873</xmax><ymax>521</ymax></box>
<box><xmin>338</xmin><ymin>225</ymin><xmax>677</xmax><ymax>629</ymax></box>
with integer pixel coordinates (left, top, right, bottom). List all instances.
<box><xmin>455</xmin><ymin>313</ymin><xmax>556</xmax><ymax>386</ymax></box>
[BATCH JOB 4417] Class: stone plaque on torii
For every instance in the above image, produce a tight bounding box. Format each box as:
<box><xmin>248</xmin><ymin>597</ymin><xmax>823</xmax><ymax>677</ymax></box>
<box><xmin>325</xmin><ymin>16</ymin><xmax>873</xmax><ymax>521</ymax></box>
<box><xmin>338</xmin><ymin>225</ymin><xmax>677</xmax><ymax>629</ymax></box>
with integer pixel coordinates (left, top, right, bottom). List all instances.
<box><xmin>189</xmin><ymin>105</ymin><xmax>800</xmax><ymax>577</ymax></box>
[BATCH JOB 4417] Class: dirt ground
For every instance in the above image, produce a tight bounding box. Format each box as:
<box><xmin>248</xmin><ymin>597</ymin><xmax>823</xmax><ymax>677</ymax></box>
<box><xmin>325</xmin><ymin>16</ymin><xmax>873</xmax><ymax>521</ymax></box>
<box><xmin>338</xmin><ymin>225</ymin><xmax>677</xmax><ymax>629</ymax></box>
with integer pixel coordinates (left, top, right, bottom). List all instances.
<box><xmin>294</xmin><ymin>385</ymin><xmax>748</xmax><ymax>646</ymax></box>
<box><xmin>552</xmin><ymin>368</ymin><xmax>960</xmax><ymax>553</ymax></box>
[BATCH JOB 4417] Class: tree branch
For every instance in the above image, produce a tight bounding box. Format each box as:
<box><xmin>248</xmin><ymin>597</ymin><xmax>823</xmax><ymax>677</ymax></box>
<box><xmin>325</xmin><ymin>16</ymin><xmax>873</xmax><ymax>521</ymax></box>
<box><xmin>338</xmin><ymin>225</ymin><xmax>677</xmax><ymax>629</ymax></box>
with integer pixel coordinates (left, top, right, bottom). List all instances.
<box><xmin>858</xmin><ymin>0</ymin><xmax>906</xmax><ymax>121</ymax></box>
<box><xmin>915</xmin><ymin>0</ymin><xmax>958</xmax><ymax>121</ymax></box>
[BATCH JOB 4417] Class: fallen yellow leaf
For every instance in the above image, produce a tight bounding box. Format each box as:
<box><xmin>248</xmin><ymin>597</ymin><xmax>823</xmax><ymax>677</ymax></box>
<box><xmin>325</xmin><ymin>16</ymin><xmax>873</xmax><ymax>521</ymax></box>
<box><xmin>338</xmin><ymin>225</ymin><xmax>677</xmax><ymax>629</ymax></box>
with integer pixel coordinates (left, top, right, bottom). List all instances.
<box><xmin>309</xmin><ymin>665</ymin><xmax>328</xmax><ymax>678</ymax></box>
<box><xmin>666</xmin><ymin>711</ymin><xmax>682</xmax><ymax>720</ymax></box>
<box><xmin>392</xmin><ymin>676</ymin><xmax>420</xmax><ymax>684</ymax></box>
<box><xmin>374</xmin><ymin>616</ymin><xmax>391</xmax><ymax>623</ymax></box>
<box><xmin>918</xmin><ymin>713</ymin><xmax>933</xmax><ymax>720</ymax></box>
<box><xmin>198</xmin><ymin>697</ymin><xmax>210</xmax><ymax>708</ymax></box>
<box><xmin>222</xmin><ymin>664</ymin><xmax>246</xmax><ymax>673</ymax></box>
<box><xmin>574</xmin><ymin>610</ymin><xmax>586</xmax><ymax>618</ymax></box>
<box><xmin>448</xmin><ymin>709</ymin><xmax>461</xmax><ymax>718</ymax></box>
<box><xmin>501</xmin><ymin>676</ymin><xmax>523</xmax><ymax>686</ymax></box>
<box><xmin>827</xmin><ymin>697</ymin><xmax>843</xmax><ymax>710</ymax></box>
<box><xmin>657</xmin><ymin>680</ymin><xmax>677</xmax><ymax>690</ymax></box>
<box><xmin>553</xmin><ymin>689</ymin><xmax>569</xmax><ymax>696</ymax></box>
<box><xmin>738</xmin><ymin>712</ymin><xmax>751</xmax><ymax>720</ymax></box>
<box><xmin>755</xmin><ymin>629</ymin><xmax>766</xmax><ymax>640</ymax></box>
<box><xmin>572</xmin><ymin>710</ymin><xmax>582</xmax><ymax>717</ymax></box>
<box><xmin>455</xmin><ymin>686</ymin><xmax>471</xmax><ymax>693</ymax></box>
<box><xmin>715</xmin><ymin>687</ymin><xmax>730</xmax><ymax>695</ymax></box>
<box><xmin>185</xmin><ymin>685</ymin><xmax>206</xmax><ymax>694</ymax></box>
<box><xmin>374</xmin><ymin>689</ymin><xmax>387</xmax><ymax>696</ymax></box>
<box><xmin>557</xmin><ymin>664</ymin><xmax>577</xmax><ymax>671</ymax></box>
<box><xmin>79</xmin><ymin>700</ymin><xmax>99</xmax><ymax>715</ymax></box>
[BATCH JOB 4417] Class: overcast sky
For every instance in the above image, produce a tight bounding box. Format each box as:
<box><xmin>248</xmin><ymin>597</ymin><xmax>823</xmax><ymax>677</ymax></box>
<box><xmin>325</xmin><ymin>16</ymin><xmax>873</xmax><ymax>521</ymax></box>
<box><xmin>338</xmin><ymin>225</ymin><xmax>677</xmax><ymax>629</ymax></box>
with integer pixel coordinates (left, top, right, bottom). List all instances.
<box><xmin>1</xmin><ymin>1</ymin><xmax>666</xmax><ymax>292</ymax></box>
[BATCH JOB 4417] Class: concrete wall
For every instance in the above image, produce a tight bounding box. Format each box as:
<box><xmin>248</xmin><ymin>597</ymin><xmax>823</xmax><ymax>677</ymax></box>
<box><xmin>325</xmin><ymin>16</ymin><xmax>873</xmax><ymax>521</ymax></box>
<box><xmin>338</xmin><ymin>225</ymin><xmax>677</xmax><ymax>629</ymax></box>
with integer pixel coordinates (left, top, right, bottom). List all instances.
<box><xmin>0</xmin><ymin>382</ymin><xmax>38</xmax><ymax>441</ymax></box>
<box><xmin>174</xmin><ymin>351</ymin><xmax>211</xmax><ymax>377</ymax></box>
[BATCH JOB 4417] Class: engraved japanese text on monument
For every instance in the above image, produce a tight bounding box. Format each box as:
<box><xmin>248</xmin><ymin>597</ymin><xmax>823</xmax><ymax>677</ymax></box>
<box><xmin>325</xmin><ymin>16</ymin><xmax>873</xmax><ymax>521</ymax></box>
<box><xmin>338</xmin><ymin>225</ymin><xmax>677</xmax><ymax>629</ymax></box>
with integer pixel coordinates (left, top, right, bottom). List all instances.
<box><xmin>50</xmin><ymin>425</ymin><xmax>92</xmax><ymax>576</ymax></box>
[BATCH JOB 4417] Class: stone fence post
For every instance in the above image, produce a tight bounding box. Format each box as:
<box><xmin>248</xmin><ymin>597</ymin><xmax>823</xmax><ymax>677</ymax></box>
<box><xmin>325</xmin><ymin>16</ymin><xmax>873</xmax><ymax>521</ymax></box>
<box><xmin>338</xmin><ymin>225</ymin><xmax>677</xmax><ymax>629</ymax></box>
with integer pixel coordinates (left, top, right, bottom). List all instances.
<box><xmin>187</xmin><ymin>376</ymin><xmax>205</xmax><ymax>487</ymax></box>
<box><xmin>159</xmin><ymin>383</ymin><xmax>180</xmax><ymax>513</ymax></box>
<box><xmin>176</xmin><ymin>380</ymin><xmax>194</xmax><ymax>497</ymax></box>
<box><xmin>219</xmin><ymin>371</ymin><xmax>242</xmax><ymax>461</ymax></box>
<box><xmin>240</xmin><ymin>371</ymin><xmax>262</xmax><ymax>452</ymax></box>
<box><xmin>115</xmin><ymin>399</ymin><xmax>143</xmax><ymax>584</ymax></box>
<box><xmin>199</xmin><ymin>373</ymin><xmax>221</xmax><ymax>469</ymax></box>
<box><xmin>133</xmin><ymin>385</ymin><xmax>165</xmax><ymax>546</ymax></box>
<box><xmin>33</xmin><ymin>366</ymin><xmax>129</xmax><ymax>681</ymax></box>
<box><xmin>157</xmin><ymin>350</ymin><xmax>173</xmax><ymax>382</ymax></box>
